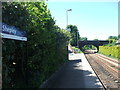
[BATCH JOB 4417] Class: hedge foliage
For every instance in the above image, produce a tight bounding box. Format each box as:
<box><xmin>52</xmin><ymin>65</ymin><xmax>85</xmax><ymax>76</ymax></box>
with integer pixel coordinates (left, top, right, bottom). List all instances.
<box><xmin>99</xmin><ymin>46</ymin><xmax>120</xmax><ymax>59</ymax></box>
<box><xmin>2</xmin><ymin>2</ymin><xmax>71</xmax><ymax>88</ymax></box>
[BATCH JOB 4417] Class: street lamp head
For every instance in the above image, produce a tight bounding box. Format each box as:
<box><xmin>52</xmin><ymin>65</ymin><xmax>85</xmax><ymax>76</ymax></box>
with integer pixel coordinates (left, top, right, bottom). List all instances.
<box><xmin>66</xmin><ymin>9</ymin><xmax>72</xmax><ymax>28</ymax></box>
<box><xmin>67</xmin><ymin>9</ymin><xmax>72</xmax><ymax>11</ymax></box>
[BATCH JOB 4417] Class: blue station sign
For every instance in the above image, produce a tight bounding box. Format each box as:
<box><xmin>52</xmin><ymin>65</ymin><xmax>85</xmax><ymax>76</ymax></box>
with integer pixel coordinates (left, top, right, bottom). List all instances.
<box><xmin>1</xmin><ymin>23</ymin><xmax>27</xmax><ymax>41</ymax></box>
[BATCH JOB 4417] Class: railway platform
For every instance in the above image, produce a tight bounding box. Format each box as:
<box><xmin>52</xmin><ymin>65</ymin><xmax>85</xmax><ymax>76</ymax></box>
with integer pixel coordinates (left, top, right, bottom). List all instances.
<box><xmin>40</xmin><ymin>53</ymin><xmax>104</xmax><ymax>88</ymax></box>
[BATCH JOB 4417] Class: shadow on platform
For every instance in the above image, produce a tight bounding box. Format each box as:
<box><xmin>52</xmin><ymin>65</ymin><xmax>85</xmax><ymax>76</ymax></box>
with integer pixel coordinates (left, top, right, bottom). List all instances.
<box><xmin>40</xmin><ymin>58</ymin><xmax>103</xmax><ymax>89</ymax></box>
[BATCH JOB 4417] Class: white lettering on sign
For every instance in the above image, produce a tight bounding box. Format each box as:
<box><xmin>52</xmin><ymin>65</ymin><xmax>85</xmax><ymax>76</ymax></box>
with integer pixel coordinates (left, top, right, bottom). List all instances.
<box><xmin>2</xmin><ymin>24</ymin><xmax>17</xmax><ymax>35</ymax></box>
<box><xmin>1</xmin><ymin>23</ymin><xmax>27</xmax><ymax>41</ymax></box>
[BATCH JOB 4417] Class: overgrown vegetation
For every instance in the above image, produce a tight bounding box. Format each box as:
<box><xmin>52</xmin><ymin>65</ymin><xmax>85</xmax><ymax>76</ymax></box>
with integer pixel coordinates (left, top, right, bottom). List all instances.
<box><xmin>99</xmin><ymin>46</ymin><xmax>120</xmax><ymax>59</ymax></box>
<box><xmin>72</xmin><ymin>46</ymin><xmax>82</xmax><ymax>53</ymax></box>
<box><xmin>2</xmin><ymin>2</ymin><xmax>71</xmax><ymax>88</ymax></box>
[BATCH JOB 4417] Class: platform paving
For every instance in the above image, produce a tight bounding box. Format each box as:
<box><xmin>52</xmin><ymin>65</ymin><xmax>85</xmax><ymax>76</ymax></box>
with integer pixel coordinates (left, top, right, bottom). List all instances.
<box><xmin>40</xmin><ymin>53</ymin><xmax>104</xmax><ymax>88</ymax></box>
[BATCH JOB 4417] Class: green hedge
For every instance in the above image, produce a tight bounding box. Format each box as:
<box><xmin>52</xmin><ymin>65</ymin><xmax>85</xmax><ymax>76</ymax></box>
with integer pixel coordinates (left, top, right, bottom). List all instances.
<box><xmin>99</xmin><ymin>46</ymin><xmax>120</xmax><ymax>59</ymax></box>
<box><xmin>2</xmin><ymin>2</ymin><xmax>71</xmax><ymax>88</ymax></box>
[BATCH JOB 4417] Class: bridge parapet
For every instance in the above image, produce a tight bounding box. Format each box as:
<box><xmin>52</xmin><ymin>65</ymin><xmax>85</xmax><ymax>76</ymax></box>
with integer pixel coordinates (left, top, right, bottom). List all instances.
<box><xmin>78</xmin><ymin>40</ymin><xmax>109</xmax><ymax>51</ymax></box>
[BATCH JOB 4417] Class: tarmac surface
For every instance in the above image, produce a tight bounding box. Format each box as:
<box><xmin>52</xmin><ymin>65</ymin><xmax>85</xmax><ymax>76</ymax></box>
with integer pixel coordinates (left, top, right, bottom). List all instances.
<box><xmin>40</xmin><ymin>53</ymin><xmax>104</xmax><ymax>88</ymax></box>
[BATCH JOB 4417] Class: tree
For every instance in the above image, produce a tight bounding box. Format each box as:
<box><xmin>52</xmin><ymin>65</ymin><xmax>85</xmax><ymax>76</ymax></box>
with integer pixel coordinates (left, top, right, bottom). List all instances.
<box><xmin>105</xmin><ymin>36</ymin><xmax>118</xmax><ymax>46</ymax></box>
<box><xmin>80</xmin><ymin>37</ymin><xmax>87</xmax><ymax>41</ymax></box>
<box><xmin>118</xmin><ymin>34</ymin><xmax>120</xmax><ymax>39</ymax></box>
<box><xmin>108</xmin><ymin>36</ymin><xmax>118</xmax><ymax>40</ymax></box>
<box><xmin>94</xmin><ymin>39</ymin><xmax>98</xmax><ymax>41</ymax></box>
<box><xmin>107</xmin><ymin>36</ymin><xmax>118</xmax><ymax>44</ymax></box>
<box><xmin>67</xmin><ymin>25</ymin><xmax>80</xmax><ymax>46</ymax></box>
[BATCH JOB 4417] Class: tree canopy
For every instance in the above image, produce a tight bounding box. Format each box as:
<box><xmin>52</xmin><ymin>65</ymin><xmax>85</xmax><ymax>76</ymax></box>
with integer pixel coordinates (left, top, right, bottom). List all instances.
<box><xmin>80</xmin><ymin>37</ymin><xmax>87</xmax><ymax>41</ymax></box>
<box><xmin>67</xmin><ymin>25</ymin><xmax>80</xmax><ymax>46</ymax></box>
<box><xmin>108</xmin><ymin>36</ymin><xmax>118</xmax><ymax>40</ymax></box>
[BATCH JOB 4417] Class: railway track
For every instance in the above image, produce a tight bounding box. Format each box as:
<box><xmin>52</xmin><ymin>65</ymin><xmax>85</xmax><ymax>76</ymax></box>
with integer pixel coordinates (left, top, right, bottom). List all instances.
<box><xmin>84</xmin><ymin>50</ymin><xmax>120</xmax><ymax>89</ymax></box>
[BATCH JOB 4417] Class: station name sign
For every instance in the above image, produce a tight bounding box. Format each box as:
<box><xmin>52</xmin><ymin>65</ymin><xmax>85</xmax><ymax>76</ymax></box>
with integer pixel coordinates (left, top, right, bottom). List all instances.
<box><xmin>1</xmin><ymin>23</ymin><xmax>27</xmax><ymax>41</ymax></box>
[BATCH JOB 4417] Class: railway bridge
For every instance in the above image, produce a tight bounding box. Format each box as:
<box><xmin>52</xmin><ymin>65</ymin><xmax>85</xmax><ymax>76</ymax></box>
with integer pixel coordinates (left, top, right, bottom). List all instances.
<box><xmin>78</xmin><ymin>40</ymin><xmax>109</xmax><ymax>51</ymax></box>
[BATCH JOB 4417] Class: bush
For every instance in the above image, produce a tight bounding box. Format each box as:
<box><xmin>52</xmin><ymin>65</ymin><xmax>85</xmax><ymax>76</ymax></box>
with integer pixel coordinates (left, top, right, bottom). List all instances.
<box><xmin>2</xmin><ymin>2</ymin><xmax>70</xmax><ymax>88</ymax></box>
<box><xmin>99</xmin><ymin>46</ymin><xmax>120</xmax><ymax>59</ymax></box>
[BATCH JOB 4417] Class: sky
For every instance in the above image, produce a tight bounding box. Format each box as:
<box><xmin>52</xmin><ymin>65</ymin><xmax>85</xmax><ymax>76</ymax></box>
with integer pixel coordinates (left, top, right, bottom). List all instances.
<box><xmin>47</xmin><ymin>1</ymin><xmax>118</xmax><ymax>40</ymax></box>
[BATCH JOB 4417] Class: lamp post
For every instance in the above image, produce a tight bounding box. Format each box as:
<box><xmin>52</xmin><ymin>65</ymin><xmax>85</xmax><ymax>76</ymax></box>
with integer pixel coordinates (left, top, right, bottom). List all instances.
<box><xmin>66</xmin><ymin>9</ymin><xmax>72</xmax><ymax>55</ymax></box>
<box><xmin>66</xmin><ymin>9</ymin><xmax>72</xmax><ymax>28</ymax></box>
<box><xmin>77</xmin><ymin>31</ymin><xmax>78</xmax><ymax>47</ymax></box>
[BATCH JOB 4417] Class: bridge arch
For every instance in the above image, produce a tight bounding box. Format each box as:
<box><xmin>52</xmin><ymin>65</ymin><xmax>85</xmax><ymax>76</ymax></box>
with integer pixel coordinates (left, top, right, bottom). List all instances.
<box><xmin>78</xmin><ymin>40</ymin><xmax>109</xmax><ymax>52</ymax></box>
<box><xmin>81</xmin><ymin>44</ymin><xmax>99</xmax><ymax>51</ymax></box>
